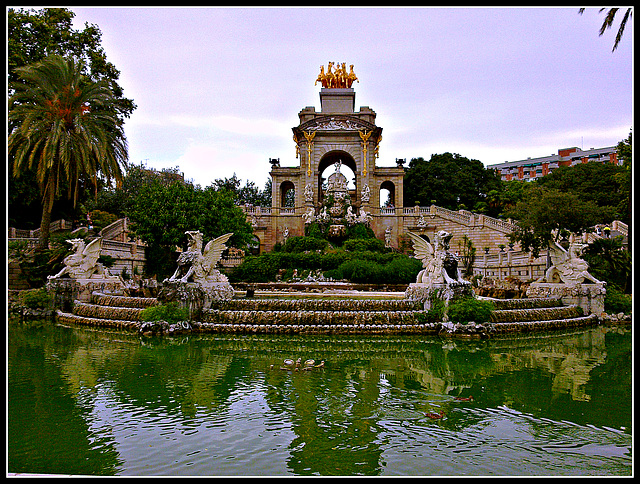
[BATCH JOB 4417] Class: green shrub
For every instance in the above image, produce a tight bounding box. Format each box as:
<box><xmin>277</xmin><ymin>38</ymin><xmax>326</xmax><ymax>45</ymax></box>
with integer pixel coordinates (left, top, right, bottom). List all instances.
<box><xmin>18</xmin><ymin>288</ymin><xmax>52</xmax><ymax>309</ymax></box>
<box><xmin>229</xmin><ymin>254</ymin><xmax>283</xmax><ymax>282</ymax></box>
<box><xmin>140</xmin><ymin>302</ymin><xmax>189</xmax><ymax>323</ymax></box>
<box><xmin>230</xmin><ymin>237</ymin><xmax>421</xmax><ymax>285</ymax></box>
<box><xmin>345</xmin><ymin>224</ymin><xmax>376</xmax><ymax>240</ymax></box>
<box><xmin>383</xmin><ymin>256</ymin><xmax>422</xmax><ymax>284</ymax></box>
<box><xmin>343</xmin><ymin>238</ymin><xmax>386</xmax><ymax>253</ymax></box>
<box><xmin>88</xmin><ymin>209</ymin><xmax>118</xmax><ymax>232</ymax></box>
<box><xmin>335</xmin><ymin>259</ymin><xmax>385</xmax><ymax>284</ymax></box>
<box><xmin>446</xmin><ymin>296</ymin><xmax>495</xmax><ymax>324</ymax></box>
<box><xmin>326</xmin><ymin>255</ymin><xmax>422</xmax><ymax>284</ymax></box>
<box><xmin>304</xmin><ymin>223</ymin><xmax>325</xmax><ymax>239</ymax></box>
<box><xmin>415</xmin><ymin>296</ymin><xmax>446</xmax><ymax>323</ymax></box>
<box><xmin>282</xmin><ymin>236</ymin><xmax>329</xmax><ymax>253</ymax></box>
<box><xmin>604</xmin><ymin>285</ymin><xmax>632</xmax><ymax>314</ymax></box>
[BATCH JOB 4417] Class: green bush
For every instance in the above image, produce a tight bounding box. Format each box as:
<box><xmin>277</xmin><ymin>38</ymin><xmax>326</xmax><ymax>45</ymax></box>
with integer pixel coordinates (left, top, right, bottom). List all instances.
<box><xmin>384</xmin><ymin>256</ymin><xmax>422</xmax><ymax>283</ymax></box>
<box><xmin>229</xmin><ymin>253</ymin><xmax>283</xmax><ymax>282</ymax></box>
<box><xmin>604</xmin><ymin>285</ymin><xmax>632</xmax><ymax>314</ymax></box>
<box><xmin>326</xmin><ymin>255</ymin><xmax>422</xmax><ymax>284</ymax></box>
<box><xmin>304</xmin><ymin>223</ymin><xmax>325</xmax><ymax>239</ymax></box>
<box><xmin>343</xmin><ymin>238</ymin><xmax>386</xmax><ymax>253</ymax></box>
<box><xmin>414</xmin><ymin>296</ymin><xmax>446</xmax><ymax>324</ymax></box>
<box><xmin>140</xmin><ymin>302</ymin><xmax>190</xmax><ymax>323</ymax></box>
<box><xmin>230</xmin><ymin>237</ymin><xmax>421</xmax><ymax>285</ymax></box>
<box><xmin>345</xmin><ymin>224</ymin><xmax>376</xmax><ymax>240</ymax></box>
<box><xmin>282</xmin><ymin>236</ymin><xmax>329</xmax><ymax>253</ymax></box>
<box><xmin>334</xmin><ymin>259</ymin><xmax>385</xmax><ymax>284</ymax></box>
<box><xmin>446</xmin><ymin>296</ymin><xmax>495</xmax><ymax>324</ymax></box>
<box><xmin>88</xmin><ymin>209</ymin><xmax>118</xmax><ymax>232</ymax></box>
<box><xmin>18</xmin><ymin>287</ymin><xmax>52</xmax><ymax>309</ymax></box>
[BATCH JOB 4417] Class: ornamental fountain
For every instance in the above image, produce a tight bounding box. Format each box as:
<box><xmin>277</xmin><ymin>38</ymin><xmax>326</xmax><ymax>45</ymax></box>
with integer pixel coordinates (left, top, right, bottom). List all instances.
<box><xmin>49</xmin><ymin>229</ymin><xmax>601</xmax><ymax>339</ymax></box>
<box><xmin>44</xmin><ymin>63</ymin><xmax>609</xmax><ymax>339</ymax></box>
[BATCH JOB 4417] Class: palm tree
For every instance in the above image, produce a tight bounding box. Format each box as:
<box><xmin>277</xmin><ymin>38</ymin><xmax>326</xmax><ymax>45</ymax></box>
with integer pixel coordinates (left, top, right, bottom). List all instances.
<box><xmin>579</xmin><ymin>8</ymin><xmax>632</xmax><ymax>52</ymax></box>
<box><xmin>8</xmin><ymin>54</ymin><xmax>128</xmax><ymax>248</ymax></box>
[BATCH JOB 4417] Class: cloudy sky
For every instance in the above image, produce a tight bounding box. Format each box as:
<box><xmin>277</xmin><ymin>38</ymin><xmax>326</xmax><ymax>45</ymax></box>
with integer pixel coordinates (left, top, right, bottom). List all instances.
<box><xmin>69</xmin><ymin>7</ymin><xmax>633</xmax><ymax>188</ymax></box>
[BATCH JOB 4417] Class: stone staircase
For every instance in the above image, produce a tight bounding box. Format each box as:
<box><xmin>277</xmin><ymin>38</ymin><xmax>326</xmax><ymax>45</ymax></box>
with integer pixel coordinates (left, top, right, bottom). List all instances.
<box><xmin>483</xmin><ymin>297</ymin><xmax>599</xmax><ymax>334</ymax></box>
<box><xmin>55</xmin><ymin>290</ymin><xmax>600</xmax><ymax>338</ymax></box>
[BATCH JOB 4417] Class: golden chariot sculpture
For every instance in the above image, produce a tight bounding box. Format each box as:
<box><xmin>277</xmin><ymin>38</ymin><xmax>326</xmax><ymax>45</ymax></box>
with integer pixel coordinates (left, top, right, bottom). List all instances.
<box><xmin>315</xmin><ymin>62</ymin><xmax>358</xmax><ymax>89</ymax></box>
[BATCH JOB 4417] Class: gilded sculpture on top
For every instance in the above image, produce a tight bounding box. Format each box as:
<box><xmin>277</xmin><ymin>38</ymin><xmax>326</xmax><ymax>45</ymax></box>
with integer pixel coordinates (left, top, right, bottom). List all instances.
<box><xmin>315</xmin><ymin>62</ymin><xmax>358</xmax><ymax>88</ymax></box>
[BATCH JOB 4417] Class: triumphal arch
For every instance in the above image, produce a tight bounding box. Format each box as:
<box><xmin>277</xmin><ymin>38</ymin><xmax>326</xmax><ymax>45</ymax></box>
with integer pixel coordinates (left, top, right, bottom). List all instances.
<box><xmin>249</xmin><ymin>62</ymin><xmax>405</xmax><ymax>251</ymax></box>
<box><xmin>245</xmin><ymin>63</ymin><xmax>524</xmax><ymax>277</ymax></box>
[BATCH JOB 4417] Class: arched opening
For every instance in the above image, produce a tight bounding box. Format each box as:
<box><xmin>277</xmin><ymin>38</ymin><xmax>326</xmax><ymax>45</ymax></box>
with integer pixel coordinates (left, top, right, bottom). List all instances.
<box><xmin>280</xmin><ymin>181</ymin><xmax>295</xmax><ymax>207</ymax></box>
<box><xmin>379</xmin><ymin>181</ymin><xmax>395</xmax><ymax>208</ymax></box>
<box><xmin>248</xmin><ymin>235</ymin><xmax>261</xmax><ymax>255</ymax></box>
<box><xmin>318</xmin><ymin>151</ymin><xmax>357</xmax><ymax>205</ymax></box>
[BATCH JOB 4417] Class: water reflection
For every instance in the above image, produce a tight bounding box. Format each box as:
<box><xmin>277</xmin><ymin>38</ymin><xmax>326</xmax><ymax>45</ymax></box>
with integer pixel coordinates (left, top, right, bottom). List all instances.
<box><xmin>8</xmin><ymin>320</ymin><xmax>631</xmax><ymax>476</ymax></box>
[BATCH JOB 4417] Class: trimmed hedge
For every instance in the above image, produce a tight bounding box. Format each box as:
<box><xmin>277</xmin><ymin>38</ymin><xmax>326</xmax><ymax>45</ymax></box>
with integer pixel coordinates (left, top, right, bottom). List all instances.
<box><xmin>230</xmin><ymin>249</ymin><xmax>422</xmax><ymax>284</ymax></box>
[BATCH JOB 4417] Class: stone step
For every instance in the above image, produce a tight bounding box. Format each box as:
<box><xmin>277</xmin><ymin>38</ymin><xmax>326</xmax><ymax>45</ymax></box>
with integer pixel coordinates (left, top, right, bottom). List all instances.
<box><xmin>56</xmin><ymin>310</ymin><xmax>140</xmax><ymax>331</ymax></box>
<box><xmin>487</xmin><ymin>314</ymin><xmax>599</xmax><ymax>334</ymax></box>
<box><xmin>56</xmin><ymin>308</ymin><xmax>599</xmax><ymax>336</ymax></box>
<box><xmin>90</xmin><ymin>292</ymin><xmax>159</xmax><ymax>309</ymax></box>
<box><xmin>208</xmin><ymin>298</ymin><xmax>422</xmax><ymax>312</ymax></box>
<box><xmin>56</xmin><ymin>292</ymin><xmax>600</xmax><ymax>338</ymax></box>
<box><xmin>73</xmin><ymin>301</ymin><xmax>146</xmax><ymax>322</ymax></box>
<box><xmin>480</xmin><ymin>297</ymin><xmax>564</xmax><ymax>310</ymax></box>
<box><xmin>200</xmin><ymin>308</ymin><xmax>423</xmax><ymax>326</ymax></box>
<box><xmin>490</xmin><ymin>305</ymin><xmax>583</xmax><ymax>323</ymax></box>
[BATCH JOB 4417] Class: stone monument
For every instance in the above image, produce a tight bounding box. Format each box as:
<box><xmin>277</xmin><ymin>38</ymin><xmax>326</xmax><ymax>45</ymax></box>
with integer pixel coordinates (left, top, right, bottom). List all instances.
<box><xmin>526</xmin><ymin>237</ymin><xmax>606</xmax><ymax>316</ymax></box>
<box><xmin>46</xmin><ymin>237</ymin><xmax>124</xmax><ymax>309</ymax></box>
<box><xmin>159</xmin><ymin>231</ymin><xmax>235</xmax><ymax>316</ymax></box>
<box><xmin>404</xmin><ymin>230</ymin><xmax>474</xmax><ymax>319</ymax></box>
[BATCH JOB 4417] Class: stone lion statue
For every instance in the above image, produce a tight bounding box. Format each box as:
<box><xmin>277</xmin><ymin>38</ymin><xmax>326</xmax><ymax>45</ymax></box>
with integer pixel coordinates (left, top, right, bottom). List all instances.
<box><xmin>168</xmin><ymin>231</ymin><xmax>233</xmax><ymax>285</ymax></box>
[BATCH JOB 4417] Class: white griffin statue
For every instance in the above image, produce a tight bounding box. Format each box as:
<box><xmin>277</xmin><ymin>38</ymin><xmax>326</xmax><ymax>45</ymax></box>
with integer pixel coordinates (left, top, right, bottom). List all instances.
<box><xmin>48</xmin><ymin>237</ymin><xmax>113</xmax><ymax>280</ymax></box>
<box><xmin>407</xmin><ymin>230</ymin><xmax>467</xmax><ymax>286</ymax></box>
<box><xmin>168</xmin><ymin>231</ymin><xmax>233</xmax><ymax>285</ymax></box>
<box><xmin>537</xmin><ymin>238</ymin><xmax>603</xmax><ymax>285</ymax></box>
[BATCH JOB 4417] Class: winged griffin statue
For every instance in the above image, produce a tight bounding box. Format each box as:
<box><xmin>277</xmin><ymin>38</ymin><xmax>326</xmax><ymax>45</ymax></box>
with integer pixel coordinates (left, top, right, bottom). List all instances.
<box><xmin>407</xmin><ymin>230</ymin><xmax>467</xmax><ymax>286</ymax></box>
<box><xmin>168</xmin><ymin>231</ymin><xmax>233</xmax><ymax>285</ymax></box>
<box><xmin>536</xmin><ymin>238</ymin><xmax>603</xmax><ymax>285</ymax></box>
<box><xmin>48</xmin><ymin>237</ymin><xmax>113</xmax><ymax>280</ymax></box>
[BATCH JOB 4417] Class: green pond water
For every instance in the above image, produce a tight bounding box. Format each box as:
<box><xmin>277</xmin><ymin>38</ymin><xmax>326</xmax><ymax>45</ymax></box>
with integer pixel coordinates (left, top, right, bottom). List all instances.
<box><xmin>8</xmin><ymin>318</ymin><xmax>632</xmax><ymax>476</ymax></box>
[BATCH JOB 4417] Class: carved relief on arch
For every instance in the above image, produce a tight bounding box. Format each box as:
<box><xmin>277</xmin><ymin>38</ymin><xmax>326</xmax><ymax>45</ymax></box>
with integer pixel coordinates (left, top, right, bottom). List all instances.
<box><xmin>298</xmin><ymin>115</ymin><xmax>376</xmax><ymax>133</ymax></box>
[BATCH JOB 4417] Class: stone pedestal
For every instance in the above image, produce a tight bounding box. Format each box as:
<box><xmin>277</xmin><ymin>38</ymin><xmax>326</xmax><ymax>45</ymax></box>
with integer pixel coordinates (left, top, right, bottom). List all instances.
<box><xmin>526</xmin><ymin>282</ymin><xmax>606</xmax><ymax>316</ymax></box>
<box><xmin>46</xmin><ymin>276</ymin><xmax>125</xmax><ymax>311</ymax></box>
<box><xmin>158</xmin><ymin>280</ymin><xmax>234</xmax><ymax>318</ymax></box>
<box><xmin>319</xmin><ymin>88</ymin><xmax>355</xmax><ymax>113</ymax></box>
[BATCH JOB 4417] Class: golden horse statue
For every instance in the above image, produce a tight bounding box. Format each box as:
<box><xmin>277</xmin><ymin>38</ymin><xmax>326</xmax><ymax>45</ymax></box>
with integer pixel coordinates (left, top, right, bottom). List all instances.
<box><xmin>346</xmin><ymin>64</ymin><xmax>359</xmax><ymax>87</ymax></box>
<box><xmin>315</xmin><ymin>65</ymin><xmax>328</xmax><ymax>87</ymax></box>
<box><xmin>316</xmin><ymin>62</ymin><xmax>357</xmax><ymax>89</ymax></box>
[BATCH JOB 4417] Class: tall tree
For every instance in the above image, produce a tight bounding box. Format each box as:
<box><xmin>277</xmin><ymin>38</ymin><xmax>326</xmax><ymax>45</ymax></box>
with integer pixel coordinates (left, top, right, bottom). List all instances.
<box><xmin>506</xmin><ymin>186</ymin><xmax>612</xmax><ymax>258</ymax></box>
<box><xmin>615</xmin><ymin>130</ymin><xmax>632</xmax><ymax>248</ymax></box>
<box><xmin>8</xmin><ymin>8</ymin><xmax>135</xmax><ymax>118</ymax></box>
<box><xmin>8</xmin><ymin>7</ymin><xmax>135</xmax><ymax>228</ymax></box>
<box><xmin>403</xmin><ymin>153</ymin><xmax>501</xmax><ymax>212</ymax></box>
<box><xmin>535</xmin><ymin>161</ymin><xmax>627</xmax><ymax>222</ymax></box>
<box><xmin>127</xmin><ymin>179</ymin><xmax>254</xmax><ymax>279</ymax></box>
<box><xmin>8</xmin><ymin>55</ymin><xmax>128</xmax><ymax>248</ymax></box>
